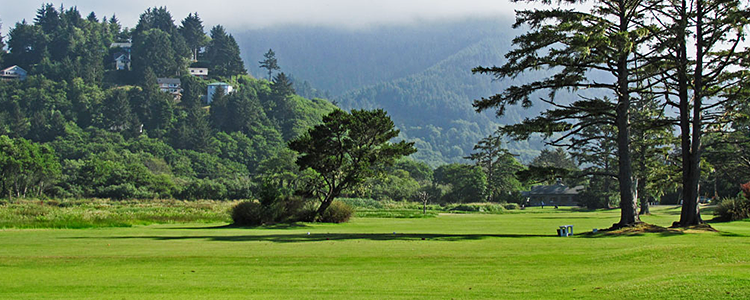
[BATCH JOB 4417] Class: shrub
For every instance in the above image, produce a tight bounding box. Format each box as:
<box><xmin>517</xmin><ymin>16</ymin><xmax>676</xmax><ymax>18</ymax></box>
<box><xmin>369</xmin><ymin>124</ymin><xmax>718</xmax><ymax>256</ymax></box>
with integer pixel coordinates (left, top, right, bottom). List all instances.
<box><xmin>231</xmin><ymin>196</ymin><xmax>313</xmax><ymax>226</ymax></box>
<box><xmin>446</xmin><ymin>203</ymin><xmax>504</xmax><ymax>213</ymax></box>
<box><xmin>503</xmin><ymin>203</ymin><xmax>520</xmax><ymax>210</ymax></box>
<box><xmin>319</xmin><ymin>201</ymin><xmax>354</xmax><ymax>223</ymax></box>
<box><xmin>295</xmin><ymin>201</ymin><xmax>319</xmax><ymax>222</ymax></box>
<box><xmin>231</xmin><ymin>201</ymin><xmax>265</xmax><ymax>226</ymax></box>
<box><xmin>714</xmin><ymin>196</ymin><xmax>750</xmax><ymax>222</ymax></box>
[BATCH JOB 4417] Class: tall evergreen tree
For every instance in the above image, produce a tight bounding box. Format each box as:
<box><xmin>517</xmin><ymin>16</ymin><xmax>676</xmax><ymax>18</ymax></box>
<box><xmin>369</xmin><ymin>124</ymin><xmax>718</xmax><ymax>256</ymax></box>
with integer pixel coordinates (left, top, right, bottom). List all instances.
<box><xmin>473</xmin><ymin>0</ymin><xmax>659</xmax><ymax>227</ymax></box>
<box><xmin>259</xmin><ymin>48</ymin><xmax>280</xmax><ymax>80</ymax></box>
<box><xmin>179</xmin><ymin>13</ymin><xmax>209</xmax><ymax>61</ymax></box>
<box><xmin>34</xmin><ymin>4</ymin><xmax>61</xmax><ymax>33</ymax></box>
<box><xmin>653</xmin><ymin>0</ymin><xmax>750</xmax><ymax>227</ymax></box>
<box><xmin>206</xmin><ymin>25</ymin><xmax>246</xmax><ymax>78</ymax></box>
<box><xmin>6</xmin><ymin>20</ymin><xmax>45</xmax><ymax>69</ymax></box>
<box><xmin>131</xmin><ymin>28</ymin><xmax>178</xmax><ymax>77</ymax></box>
<box><xmin>100</xmin><ymin>88</ymin><xmax>133</xmax><ymax>132</ymax></box>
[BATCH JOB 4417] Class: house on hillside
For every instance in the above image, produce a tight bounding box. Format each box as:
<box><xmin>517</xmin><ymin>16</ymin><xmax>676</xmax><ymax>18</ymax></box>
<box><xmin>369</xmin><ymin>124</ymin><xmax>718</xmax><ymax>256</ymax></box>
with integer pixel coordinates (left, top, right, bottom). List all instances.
<box><xmin>189</xmin><ymin>67</ymin><xmax>209</xmax><ymax>79</ymax></box>
<box><xmin>157</xmin><ymin>78</ymin><xmax>183</xmax><ymax>100</ymax></box>
<box><xmin>522</xmin><ymin>180</ymin><xmax>584</xmax><ymax>206</ymax></box>
<box><xmin>114</xmin><ymin>53</ymin><xmax>131</xmax><ymax>70</ymax></box>
<box><xmin>111</xmin><ymin>41</ymin><xmax>132</xmax><ymax>71</ymax></box>
<box><xmin>1</xmin><ymin>65</ymin><xmax>28</xmax><ymax>81</ymax></box>
<box><xmin>207</xmin><ymin>82</ymin><xmax>234</xmax><ymax>104</ymax></box>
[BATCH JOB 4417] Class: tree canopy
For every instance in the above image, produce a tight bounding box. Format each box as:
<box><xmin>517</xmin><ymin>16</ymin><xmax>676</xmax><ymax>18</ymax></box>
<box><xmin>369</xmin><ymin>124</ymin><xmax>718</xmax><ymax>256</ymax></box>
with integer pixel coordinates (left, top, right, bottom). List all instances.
<box><xmin>289</xmin><ymin>109</ymin><xmax>417</xmax><ymax>217</ymax></box>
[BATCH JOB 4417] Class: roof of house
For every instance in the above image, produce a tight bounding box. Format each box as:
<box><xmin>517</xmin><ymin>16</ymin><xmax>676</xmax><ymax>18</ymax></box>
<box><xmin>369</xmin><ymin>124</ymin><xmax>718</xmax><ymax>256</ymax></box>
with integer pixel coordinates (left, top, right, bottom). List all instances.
<box><xmin>1</xmin><ymin>65</ymin><xmax>27</xmax><ymax>74</ymax></box>
<box><xmin>527</xmin><ymin>183</ymin><xmax>584</xmax><ymax>195</ymax></box>
<box><xmin>208</xmin><ymin>82</ymin><xmax>231</xmax><ymax>86</ymax></box>
<box><xmin>114</xmin><ymin>53</ymin><xmax>130</xmax><ymax>62</ymax></box>
<box><xmin>110</xmin><ymin>42</ymin><xmax>132</xmax><ymax>48</ymax></box>
<box><xmin>157</xmin><ymin>78</ymin><xmax>181</xmax><ymax>85</ymax></box>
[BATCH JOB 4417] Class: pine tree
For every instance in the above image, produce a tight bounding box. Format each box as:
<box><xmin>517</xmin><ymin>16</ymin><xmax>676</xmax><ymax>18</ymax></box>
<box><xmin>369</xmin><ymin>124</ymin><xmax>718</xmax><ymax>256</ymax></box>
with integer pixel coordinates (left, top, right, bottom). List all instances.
<box><xmin>101</xmin><ymin>89</ymin><xmax>133</xmax><ymax>132</ymax></box>
<box><xmin>473</xmin><ymin>0</ymin><xmax>660</xmax><ymax>227</ymax></box>
<box><xmin>206</xmin><ymin>25</ymin><xmax>247</xmax><ymax>78</ymax></box>
<box><xmin>179</xmin><ymin>13</ymin><xmax>208</xmax><ymax>61</ymax></box>
<box><xmin>652</xmin><ymin>0</ymin><xmax>750</xmax><ymax>226</ymax></box>
<box><xmin>259</xmin><ymin>49</ymin><xmax>280</xmax><ymax>80</ymax></box>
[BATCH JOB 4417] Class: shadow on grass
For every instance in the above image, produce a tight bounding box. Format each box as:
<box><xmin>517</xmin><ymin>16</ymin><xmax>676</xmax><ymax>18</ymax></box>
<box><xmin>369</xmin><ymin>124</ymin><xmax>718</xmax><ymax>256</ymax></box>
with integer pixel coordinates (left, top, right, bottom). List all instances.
<box><xmin>578</xmin><ymin>231</ymin><xmax>686</xmax><ymax>238</ymax></box>
<box><xmin>167</xmin><ymin>223</ymin><xmax>311</xmax><ymax>230</ymax></box>
<box><xmin>69</xmin><ymin>233</ymin><xmax>554</xmax><ymax>243</ymax></box>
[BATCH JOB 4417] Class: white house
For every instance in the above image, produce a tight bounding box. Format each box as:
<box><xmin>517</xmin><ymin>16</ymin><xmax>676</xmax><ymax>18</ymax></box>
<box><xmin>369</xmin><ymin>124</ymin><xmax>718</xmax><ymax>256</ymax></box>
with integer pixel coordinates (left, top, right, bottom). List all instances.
<box><xmin>114</xmin><ymin>53</ymin><xmax>131</xmax><ymax>70</ymax></box>
<box><xmin>207</xmin><ymin>82</ymin><xmax>234</xmax><ymax>104</ymax></box>
<box><xmin>0</xmin><ymin>65</ymin><xmax>28</xmax><ymax>81</ymax></box>
<box><xmin>189</xmin><ymin>67</ymin><xmax>209</xmax><ymax>79</ymax></box>
<box><xmin>157</xmin><ymin>78</ymin><xmax>183</xmax><ymax>100</ymax></box>
<box><xmin>111</xmin><ymin>41</ymin><xmax>132</xmax><ymax>71</ymax></box>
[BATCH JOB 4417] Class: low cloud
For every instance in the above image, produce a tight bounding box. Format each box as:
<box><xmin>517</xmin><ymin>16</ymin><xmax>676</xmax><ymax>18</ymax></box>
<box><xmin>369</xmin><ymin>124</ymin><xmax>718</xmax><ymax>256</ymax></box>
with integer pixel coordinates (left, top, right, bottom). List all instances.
<box><xmin>1</xmin><ymin>0</ymin><xmax>534</xmax><ymax>35</ymax></box>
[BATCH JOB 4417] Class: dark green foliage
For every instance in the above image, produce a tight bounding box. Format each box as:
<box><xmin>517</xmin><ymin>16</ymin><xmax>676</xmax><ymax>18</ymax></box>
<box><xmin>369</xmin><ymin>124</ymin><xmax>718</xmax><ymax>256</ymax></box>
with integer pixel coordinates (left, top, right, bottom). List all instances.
<box><xmin>289</xmin><ymin>109</ymin><xmax>417</xmax><ymax>217</ymax></box>
<box><xmin>99</xmin><ymin>88</ymin><xmax>133</xmax><ymax>132</ymax></box>
<box><xmin>466</xmin><ymin>133</ymin><xmax>524</xmax><ymax>202</ymax></box>
<box><xmin>434</xmin><ymin>163</ymin><xmax>486</xmax><ymax>203</ymax></box>
<box><xmin>6</xmin><ymin>5</ymin><xmax>111</xmax><ymax>83</ymax></box>
<box><xmin>231</xmin><ymin>195</ymin><xmax>311</xmax><ymax>226</ymax></box>
<box><xmin>131</xmin><ymin>28</ymin><xmax>180</xmax><ymax>77</ymax></box>
<box><xmin>179</xmin><ymin>13</ymin><xmax>209</xmax><ymax>61</ymax></box>
<box><xmin>231</xmin><ymin>201</ymin><xmax>265</xmax><ymax>226</ymax></box>
<box><xmin>0</xmin><ymin>136</ymin><xmax>62</xmax><ymax>199</ymax></box>
<box><xmin>259</xmin><ymin>49</ymin><xmax>280</xmax><ymax>80</ymax></box>
<box><xmin>714</xmin><ymin>196</ymin><xmax>750</xmax><ymax>222</ymax></box>
<box><xmin>519</xmin><ymin>148</ymin><xmax>580</xmax><ymax>186</ymax></box>
<box><xmin>206</xmin><ymin>25</ymin><xmax>246</xmax><ymax>78</ymax></box>
<box><xmin>319</xmin><ymin>201</ymin><xmax>354</xmax><ymax>223</ymax></box>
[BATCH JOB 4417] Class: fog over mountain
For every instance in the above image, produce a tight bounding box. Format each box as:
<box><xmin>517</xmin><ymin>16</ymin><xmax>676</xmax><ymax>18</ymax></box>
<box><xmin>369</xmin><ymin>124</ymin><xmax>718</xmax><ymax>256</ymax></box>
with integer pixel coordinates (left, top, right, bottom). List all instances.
<box><xmin>0</xmin><ymin>0</ymin><xmax>533</xmax><ymax>36</ymax></box>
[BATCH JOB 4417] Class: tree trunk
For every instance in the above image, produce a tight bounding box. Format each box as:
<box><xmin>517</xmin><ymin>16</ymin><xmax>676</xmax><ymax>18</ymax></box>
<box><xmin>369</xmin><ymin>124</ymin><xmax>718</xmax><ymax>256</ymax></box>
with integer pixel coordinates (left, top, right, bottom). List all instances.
<box><xmin>613</xmin><ymin>14</ymin><xmax>640</xmax><ymax>227</ymax></box>
<box><xmin>316</xmin><ymin>198</ymin><xmax>334</xmax><ymax>218</ymax></box>
<box><xmin>678</xmin><ymin>0</ymin><xmax>704</xmax><ymax>227</ymax></box>
<box><xmin>638</xmin><ymin>178</ymin><xmax>650</xmax><ymax>215</ymax></box>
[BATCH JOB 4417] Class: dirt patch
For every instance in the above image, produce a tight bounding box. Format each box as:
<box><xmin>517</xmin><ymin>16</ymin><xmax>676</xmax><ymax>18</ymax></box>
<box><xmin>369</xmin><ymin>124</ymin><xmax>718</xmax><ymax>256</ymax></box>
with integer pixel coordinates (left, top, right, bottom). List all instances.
<box><xmin>605</xmin><ymin>223</ymin><xmax>680</xmax><ymax>234</ymax></box>
<box><xmin>583</xmin><ymin>222</ymin><xmax>718</xmax><ymax>236</ymax></box>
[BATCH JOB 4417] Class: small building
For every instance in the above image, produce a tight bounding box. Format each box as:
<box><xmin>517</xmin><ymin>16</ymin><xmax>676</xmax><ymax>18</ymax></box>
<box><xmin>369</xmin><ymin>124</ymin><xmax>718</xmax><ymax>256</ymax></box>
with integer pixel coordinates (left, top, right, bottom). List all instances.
<box><xmin>110</xmin><ymin>42</ymin><xmax>132</xmax><ymax>50</ymax></box>
<box><xmin>189</xmin><ymin>67</ymin><xmax>209</xmax><ymax>79</ymax></box>
<box><xmin>114</xmin><ymin>53</ymin><xmax>131</xmax><ymax>70</ymax></box>
<box><xmin>157</xmin><ymin>78</ymin><xmax>183</xmax><ymax>99</ymax></box>
<box><xmin>0</xmin><ymin>65</ymin><xmax>28</xmax><ymax>81</ymax></box>
<box><xmin>111</xmin><ymin>41</ymin><xmax>132</xmax><ymax>71</ymax></box>
<box><xmin>207</xmin><ymin>82</ymin><xmax>234</xmax><ymax>104</ymax></box>
<box><xmin>522</xmin><ymin>181</ymin><xmax>584</xmax><ymax>206</ymax></box>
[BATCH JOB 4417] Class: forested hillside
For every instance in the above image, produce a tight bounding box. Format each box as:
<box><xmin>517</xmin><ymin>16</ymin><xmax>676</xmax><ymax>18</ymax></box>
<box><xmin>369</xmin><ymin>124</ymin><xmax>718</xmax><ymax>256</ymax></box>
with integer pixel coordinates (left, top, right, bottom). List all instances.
<box><xmin>337</xmin><ymin>38</ymin><xmax>551</xmax><ymax>166</ymax></box>
<box><xmin>0</xmin><ymin>5</ymin><xmax>336</xmax><ymax>200</ymax></box>
<box><xmin>236</xmin><ymin>19</ymin><xmax>557</xmax><ymax>166</ymax></box>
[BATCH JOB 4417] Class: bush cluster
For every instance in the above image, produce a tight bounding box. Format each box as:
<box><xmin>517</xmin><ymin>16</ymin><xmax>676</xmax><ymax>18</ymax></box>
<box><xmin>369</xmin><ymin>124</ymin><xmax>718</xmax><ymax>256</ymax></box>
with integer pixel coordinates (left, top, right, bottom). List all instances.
<box><xmin>714</xmin><ymin>196</ymin><xmax>750</xmax><ymax>221</ymax></box>
<box><xmin>231</xmin><ymin>197</ymin><xmax>355</xmax><ymax>225</ymax></box>
<box><xmin>231</xmin><ymin>196</ymin><xmax>312</xmax><ymax>226</ymax></box>
<box><xmin>446</xmin><ymin>203</ymin><xmax>505</xmax><ymax>213</ymax></box>
<box><xmin>319</xmin><ymin>201</ymin><xmax>354</xmax><ymax>223</ymax></box>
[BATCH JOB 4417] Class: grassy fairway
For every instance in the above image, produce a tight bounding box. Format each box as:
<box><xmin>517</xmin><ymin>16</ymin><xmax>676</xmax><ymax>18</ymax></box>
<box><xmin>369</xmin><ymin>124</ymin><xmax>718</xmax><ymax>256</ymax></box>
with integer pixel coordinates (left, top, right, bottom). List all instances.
<box><xmin>1</xmin><ymin>206</ymin><xmax>748</xmax><ymax>299</ymax></box>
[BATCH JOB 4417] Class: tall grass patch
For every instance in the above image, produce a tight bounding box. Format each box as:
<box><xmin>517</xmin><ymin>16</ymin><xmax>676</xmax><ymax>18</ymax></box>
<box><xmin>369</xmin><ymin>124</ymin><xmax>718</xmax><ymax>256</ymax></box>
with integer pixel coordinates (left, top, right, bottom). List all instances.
<box><xmin>0</xmin><ymin>199</ymin><xmax>236</xmax><ymax>229</ymax></box>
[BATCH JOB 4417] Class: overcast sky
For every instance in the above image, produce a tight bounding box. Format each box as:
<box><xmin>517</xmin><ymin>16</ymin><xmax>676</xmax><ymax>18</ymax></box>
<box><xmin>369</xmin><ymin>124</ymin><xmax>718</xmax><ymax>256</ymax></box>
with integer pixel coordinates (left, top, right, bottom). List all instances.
<box><xmin>0</xmin><ymin>0</ymin><xmax>540</xmax><ymax>36</ymax></box>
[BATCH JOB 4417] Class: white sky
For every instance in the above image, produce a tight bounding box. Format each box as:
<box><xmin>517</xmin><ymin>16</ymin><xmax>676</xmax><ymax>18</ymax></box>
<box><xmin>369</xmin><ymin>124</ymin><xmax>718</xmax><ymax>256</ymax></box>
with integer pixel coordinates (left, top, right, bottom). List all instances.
<box><xmin>0</xmin><ymin>0</ymin><xmax>548</xmax><ymax>36</ymax></box>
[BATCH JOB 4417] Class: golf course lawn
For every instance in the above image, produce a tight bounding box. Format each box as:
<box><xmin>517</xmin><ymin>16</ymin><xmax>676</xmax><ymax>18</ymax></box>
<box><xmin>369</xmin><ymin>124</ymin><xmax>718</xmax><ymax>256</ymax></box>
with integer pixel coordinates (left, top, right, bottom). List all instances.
<box><xmin>1</xmin><ymin>206</ymin><xmax>748</xmax><ymax>299</ymax></box>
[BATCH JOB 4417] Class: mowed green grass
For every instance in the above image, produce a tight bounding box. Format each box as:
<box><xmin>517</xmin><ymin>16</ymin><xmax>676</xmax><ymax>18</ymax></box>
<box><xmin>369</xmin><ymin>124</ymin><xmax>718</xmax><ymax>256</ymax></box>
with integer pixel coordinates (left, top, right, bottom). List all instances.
<box><xmin>1</xmin><ymin>206</ymin><xmax>748</xmax><ymax>299</ymax></box>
